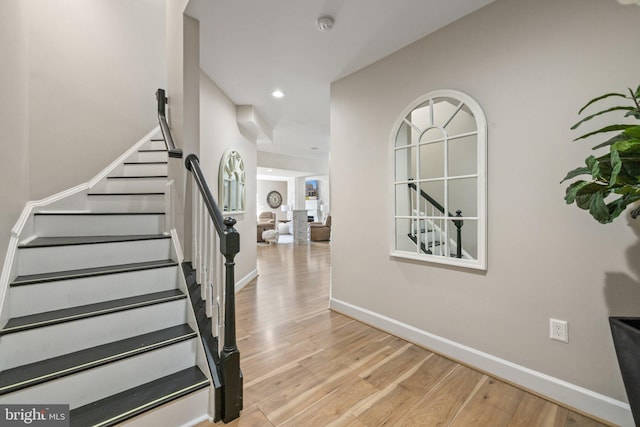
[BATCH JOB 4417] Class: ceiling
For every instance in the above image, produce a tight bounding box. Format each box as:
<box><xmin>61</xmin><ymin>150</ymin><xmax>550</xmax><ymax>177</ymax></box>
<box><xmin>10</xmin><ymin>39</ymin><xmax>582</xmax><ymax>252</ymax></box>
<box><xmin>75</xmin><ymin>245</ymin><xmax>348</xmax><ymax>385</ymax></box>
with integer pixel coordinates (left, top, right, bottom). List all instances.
<box><xmin>186</xmin><ymin>0</ymin><xmax>495</xmax><ymax>163</ymax></box>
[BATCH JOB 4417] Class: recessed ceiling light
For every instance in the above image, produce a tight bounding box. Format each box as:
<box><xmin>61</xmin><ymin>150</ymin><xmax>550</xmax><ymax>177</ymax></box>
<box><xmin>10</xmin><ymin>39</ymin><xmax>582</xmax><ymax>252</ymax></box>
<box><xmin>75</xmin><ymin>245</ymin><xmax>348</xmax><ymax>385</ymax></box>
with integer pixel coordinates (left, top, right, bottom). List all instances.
<box><xmin>271</xmin><ymin>90</ymin><xmax>285</xmax><ymax>98</ymax></box>
<box><xmin>267</xmin><ymin>169</ymin><xmax>273</xmax><ymax>172</ymax></box>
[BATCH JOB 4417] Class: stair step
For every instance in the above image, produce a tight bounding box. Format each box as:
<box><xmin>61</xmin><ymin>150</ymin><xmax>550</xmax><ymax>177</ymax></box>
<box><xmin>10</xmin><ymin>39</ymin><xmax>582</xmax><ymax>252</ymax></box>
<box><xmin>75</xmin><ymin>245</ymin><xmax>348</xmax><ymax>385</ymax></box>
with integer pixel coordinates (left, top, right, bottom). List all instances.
<box><xmin>0</xmin><ymin>324</ymin><xmax>196</xmax><ymax>396</ymax></box>
<box><xmin>0</xmin><ymin>289</ymin><xmax>185</xmax><ymax>335</ymax></box>
<box><xmin>19</xmin><ymin>234</ymin><xmax>169</xmax><ymax>249</ymax></box>
<box><xmin>69</xmin><ymin>367</ymin><xmax>209</xmax><ymax>427</ymax></box>
<box><xmin>33</xmin><ymin>213</ymin><xmax>166</xmax><ymax>237</ymax></box>
<box><xmin>11</xmin><ymin>259</ymin><xmax>177</xmax><ymax>287</ymax></box>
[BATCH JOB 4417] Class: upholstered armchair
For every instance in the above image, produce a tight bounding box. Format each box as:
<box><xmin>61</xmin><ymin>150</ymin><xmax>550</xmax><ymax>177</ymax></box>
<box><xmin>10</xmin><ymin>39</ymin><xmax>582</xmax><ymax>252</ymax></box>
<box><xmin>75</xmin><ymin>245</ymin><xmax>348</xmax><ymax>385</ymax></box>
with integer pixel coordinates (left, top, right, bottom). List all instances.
<box><xmin>309</xmin><ymin>215</ymin><xmax>331</xmax><ymax>242</ymax></box>
<box><xmin>257</xmin><ymin>211</ymin><xmax>276</xmax><ymax>242</ymax></box>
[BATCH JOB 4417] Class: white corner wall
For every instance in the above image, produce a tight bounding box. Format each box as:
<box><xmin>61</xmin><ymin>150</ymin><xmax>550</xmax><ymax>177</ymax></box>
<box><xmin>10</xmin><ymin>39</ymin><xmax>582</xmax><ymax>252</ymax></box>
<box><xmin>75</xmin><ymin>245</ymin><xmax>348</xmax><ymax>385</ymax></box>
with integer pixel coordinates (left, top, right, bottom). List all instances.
<box><xmin>0</xmin><ymin>0</ymin><xmax>29</xmax><ymax>264</ymax></box>
<box><xmin>26</xmin><ymin>0</ymin><xmax>167</xmax><ymax>200</ymax></box>
<box><xmin>330</xmin><ymin>0</ymin><xmax>640</xmax><ymax>424</ymax></box>
<box><xmin>200</xmin><ymin>71</ymin><xmax>257</xmax><ymax>286</ymax></box>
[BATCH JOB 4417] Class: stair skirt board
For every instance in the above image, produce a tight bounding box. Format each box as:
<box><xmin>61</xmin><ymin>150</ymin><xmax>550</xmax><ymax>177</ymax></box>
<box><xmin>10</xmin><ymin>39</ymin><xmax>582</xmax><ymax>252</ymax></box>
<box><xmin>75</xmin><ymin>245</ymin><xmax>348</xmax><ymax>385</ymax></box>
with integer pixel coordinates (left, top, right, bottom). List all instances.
<box><xmin>17</xmin><ymin>236</ymin><xmax>171</xmax><ymax>276</ymax></box>
<box><xmin>10</xmin><ymin>262</ymin><xmax>179</xmax><ymax>317</ymax></box>
<box><xmin>0</xmin><ymin>324</ymin><xmax>197</xmax><ymax>396</ymax></box>
<box><xmin>0</xmin><ymin>339</ymin><xmax>199</xmax><ymax>408</ymax></box>
<box><xmin>70</xmin><ymin>367</ymin><xmax>209</xmax><ymax>427</ymax></box>
<box><xmin>33</xmin><ymin>213</ymin><xmax>166</xmax><ymax>237</ymax></box>
<box><xmin>0</xmin><ymin>299</ymin><xmax>189</xmax><ymax>371</ymax></box>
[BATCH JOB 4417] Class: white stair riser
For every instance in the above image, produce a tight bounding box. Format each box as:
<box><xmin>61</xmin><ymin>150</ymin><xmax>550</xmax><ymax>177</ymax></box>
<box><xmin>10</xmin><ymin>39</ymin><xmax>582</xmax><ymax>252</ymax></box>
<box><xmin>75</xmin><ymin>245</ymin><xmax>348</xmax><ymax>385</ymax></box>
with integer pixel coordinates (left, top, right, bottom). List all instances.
<box><xmin>17</xmin><ymin>238</ymin><xmax>171</xmax><ymax>276</ymax></box>
<box><xmin>34</xmin><ymin>214</ymin><xmax>166</xmax><ymax>237</ymax></box>
<box><xmin>0</xmin><ymin>339</ymin><xmax>198</xmax><ymax>409</ymax></box>
<box><xmin>87</xmin><ymin>194</ymin><xmax>165</xmax><ymax>213</ymax></box>
<box><xmin>120</xmin><ymin>387</ymin><xmax>209</xmax><ymax>427</ymax></box>
<box><xmin>123</xmin><ymin>163</ymin><xmax>168</xmax><ymax>176</ymax></box>
<box><xmin>0</xmin><ymin>299</ymin><xmax>188</xmax><ymax>370</ymax></box>
<box><xmin>94</xmin><ymin>178</ymin><xmax>167</xmax><ymax>194</ymax></box>
<box><xmin>126</xmin><ymin>151</ymin><xmax>168</xmax><ymax>163</ymax></box>
<box><xmin>142</xmin><ymin>139</ymin><xmax>167</xmax><ymax>151</ymax></box>
<box><xmin>10</xmin><ymin>266</ymin><xmax>179</xmax><ymax>317</ymax></box>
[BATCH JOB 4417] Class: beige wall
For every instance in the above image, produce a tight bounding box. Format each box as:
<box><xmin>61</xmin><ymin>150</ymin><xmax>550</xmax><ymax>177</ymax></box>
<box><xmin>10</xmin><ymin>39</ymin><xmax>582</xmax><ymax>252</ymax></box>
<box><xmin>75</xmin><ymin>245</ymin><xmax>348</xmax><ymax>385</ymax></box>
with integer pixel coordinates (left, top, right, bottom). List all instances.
<box><xmin>257</xmin><ymin>180</ymin><xmax>288</xmax><ymax>221</ymax></box>
<box><xmin>200</xmin><ymin>71</ymin><xmax>257</xmax><ymax>284</ymax></box>
<box><xmin>0</xmin><ymin>0</ymin><xmax>29</xmax><ymax>264</ymax></box>
<box><xmin>26</xmin><ymin>0</ymin><xmax>166</xmax><ymax>200</ymax></box>
<box><xmin>331</xmin><ymin>0</ymin><xmax>640</xmax><ymax>404</ymax></box>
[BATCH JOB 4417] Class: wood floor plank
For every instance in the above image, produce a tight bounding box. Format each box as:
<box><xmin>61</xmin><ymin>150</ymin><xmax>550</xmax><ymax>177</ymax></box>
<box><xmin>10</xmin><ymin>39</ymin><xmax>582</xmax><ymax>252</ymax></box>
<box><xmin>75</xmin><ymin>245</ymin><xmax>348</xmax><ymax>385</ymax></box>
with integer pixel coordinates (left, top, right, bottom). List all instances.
<box><xmin>507</xmin><ymin>393</ymin><xmax>569</xmax><ymax>427</ymax></box>
<box><xmin>386</xmin><ymin>365</ymin><xmax>484</xmax><ymax>426</ymax></box>
<box><xmin>473</xmin><ymin>377</ymin><xmax>525</xmax><ymax>414</ymax></box>
<box><xmin>278</xmin><ymin>377</ymin><xmax>378</xmax><ymax>427</ymax></box>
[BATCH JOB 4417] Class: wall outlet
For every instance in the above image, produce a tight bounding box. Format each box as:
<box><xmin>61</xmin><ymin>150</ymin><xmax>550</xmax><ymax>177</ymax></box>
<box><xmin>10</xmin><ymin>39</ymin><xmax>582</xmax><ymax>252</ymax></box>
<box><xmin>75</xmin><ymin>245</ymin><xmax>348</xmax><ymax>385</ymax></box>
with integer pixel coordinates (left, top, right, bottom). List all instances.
<box><xmin>550</xmin><ymin>318</ymin><xmax>569</xmax><ymax>343</ymax></box>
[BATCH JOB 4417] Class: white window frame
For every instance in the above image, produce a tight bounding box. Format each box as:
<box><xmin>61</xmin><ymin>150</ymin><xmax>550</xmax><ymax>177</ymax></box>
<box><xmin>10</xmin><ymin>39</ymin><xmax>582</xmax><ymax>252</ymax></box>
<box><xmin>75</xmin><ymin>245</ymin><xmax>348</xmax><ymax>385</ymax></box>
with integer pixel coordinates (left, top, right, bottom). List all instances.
<box><xmin>389</xmin><ymin>89</ymin><xmax>487</xmax><ymax>270</ymax></box>
<box><xmin>219</xmin><ymin>149</ymin><xmax>246</xmax><ymax>215</ymax></box>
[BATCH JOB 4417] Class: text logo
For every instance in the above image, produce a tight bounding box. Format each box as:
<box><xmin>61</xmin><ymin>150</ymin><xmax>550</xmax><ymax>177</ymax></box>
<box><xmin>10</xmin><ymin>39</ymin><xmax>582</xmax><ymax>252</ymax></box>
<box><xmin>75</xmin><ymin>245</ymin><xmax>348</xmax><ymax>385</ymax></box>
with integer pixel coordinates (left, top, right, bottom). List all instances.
<box><xmin>0</xmin><ymin>405</ymin><xmax>69</xmax><ymax>427</ymax></box>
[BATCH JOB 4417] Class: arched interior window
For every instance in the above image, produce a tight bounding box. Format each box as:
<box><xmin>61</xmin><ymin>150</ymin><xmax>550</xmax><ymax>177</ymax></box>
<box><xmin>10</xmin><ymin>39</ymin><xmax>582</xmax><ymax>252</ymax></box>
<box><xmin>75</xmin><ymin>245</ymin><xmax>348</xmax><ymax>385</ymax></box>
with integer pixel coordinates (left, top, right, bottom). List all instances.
<box><xmin>391</xmin><ymin>90</ymin><xmax>487</xmax><ymax>269</ymax></box>
<box><xmin>219</xmin><ymin>149</ymin><xmax>246</xmax><ymax>214</ymax></box>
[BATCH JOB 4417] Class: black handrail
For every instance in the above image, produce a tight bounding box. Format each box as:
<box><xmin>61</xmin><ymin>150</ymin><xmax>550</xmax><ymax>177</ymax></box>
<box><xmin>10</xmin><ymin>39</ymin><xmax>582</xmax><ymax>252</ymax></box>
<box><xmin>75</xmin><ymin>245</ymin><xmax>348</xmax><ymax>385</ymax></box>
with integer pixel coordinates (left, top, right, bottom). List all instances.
<box><xmin>408</xmin><ymin>181</ymin><xmax>463</xmax><ymax>258</ymax></box>
<box><xmin>186</xmin><ymin>154</ymin><xmax>242</xmax><ymax>422</ymax></box>
<box><xmin>156</xmin><ymin>88</ymin><xmax>241</xmax><ymax>422</ymax></box>
<box><xmin>156</xmin><ymin>89</ymin><xmax>183</xmax><ymax>159</ymax></box>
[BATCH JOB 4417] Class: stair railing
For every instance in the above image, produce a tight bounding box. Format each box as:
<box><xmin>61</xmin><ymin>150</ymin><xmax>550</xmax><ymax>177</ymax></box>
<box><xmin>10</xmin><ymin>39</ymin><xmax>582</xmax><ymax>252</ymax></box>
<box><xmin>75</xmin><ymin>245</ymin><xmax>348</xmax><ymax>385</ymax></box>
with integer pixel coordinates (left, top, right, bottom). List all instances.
<box><xmin>408</xmin><ymin>180</ymin><xmax>463</xmax><ymax>258</ymax></box>
<box><xmin>156</xmin><ymin>89</ymin><xmax>183</xmax><ymax>159</ymax></box>
<box><xmin>186</xmin><ymin>155</ymin><xmax>241</xmax><ymax>422</ymax></box>
<box><xmin>157</xmin><ymin>89</ymin><xmax>241</xmax><ymax>422</ymax></box>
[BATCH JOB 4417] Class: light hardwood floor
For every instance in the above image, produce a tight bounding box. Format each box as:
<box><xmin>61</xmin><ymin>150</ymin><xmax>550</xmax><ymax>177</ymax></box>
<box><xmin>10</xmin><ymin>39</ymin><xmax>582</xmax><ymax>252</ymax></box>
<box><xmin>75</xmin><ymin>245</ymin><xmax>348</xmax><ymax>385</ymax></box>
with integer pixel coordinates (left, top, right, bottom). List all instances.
<box><xmin>198</xmin><ymin>242</ymin><xmax>610</xmax><ymax>427</ymax></box>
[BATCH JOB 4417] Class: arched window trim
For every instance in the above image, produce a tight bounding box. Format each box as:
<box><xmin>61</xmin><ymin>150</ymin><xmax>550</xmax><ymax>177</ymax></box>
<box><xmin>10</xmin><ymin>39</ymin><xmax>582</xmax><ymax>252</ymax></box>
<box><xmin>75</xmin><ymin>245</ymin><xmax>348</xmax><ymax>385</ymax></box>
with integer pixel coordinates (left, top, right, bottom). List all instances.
<box><xmin>219</xmin><ymin>149</ymin><xmax>246</xmax><ymax>215</ymax></box>
<box><xmin>389</xmin><ymin>89</ymin><xmax>487</xmax><ymax>270</ymax></box>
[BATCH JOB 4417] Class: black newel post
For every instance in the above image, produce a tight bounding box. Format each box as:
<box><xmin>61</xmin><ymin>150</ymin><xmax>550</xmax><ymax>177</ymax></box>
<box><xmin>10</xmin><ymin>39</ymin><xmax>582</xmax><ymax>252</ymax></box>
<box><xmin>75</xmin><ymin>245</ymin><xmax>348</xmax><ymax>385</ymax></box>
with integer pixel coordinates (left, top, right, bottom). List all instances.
<box><xmin>220</xmin><ymin>217</ymin><xmax>242</xmax><ymax>422</ymax></box>
<box><xmin>455</xmin><ymin>210</ymin><xmax>463</xmax><ymax>259</ymax></box>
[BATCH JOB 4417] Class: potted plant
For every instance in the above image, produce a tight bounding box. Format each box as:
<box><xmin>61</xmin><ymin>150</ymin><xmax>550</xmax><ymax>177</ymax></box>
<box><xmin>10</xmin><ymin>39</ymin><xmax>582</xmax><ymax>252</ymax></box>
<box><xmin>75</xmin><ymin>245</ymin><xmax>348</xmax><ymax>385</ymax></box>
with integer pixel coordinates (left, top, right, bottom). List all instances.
<box><xmin>562</xmin><ymin>84</ymin><xmax>640</xmax><ymax>424</ymax></box>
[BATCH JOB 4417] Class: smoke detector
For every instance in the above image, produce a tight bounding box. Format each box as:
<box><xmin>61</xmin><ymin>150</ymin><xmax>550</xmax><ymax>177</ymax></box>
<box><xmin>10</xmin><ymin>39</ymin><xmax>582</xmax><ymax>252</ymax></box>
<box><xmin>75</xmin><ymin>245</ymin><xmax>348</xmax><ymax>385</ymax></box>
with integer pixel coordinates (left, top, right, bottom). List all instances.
<box><xmin>316</xmin><ymin>16</ymin><xmax>334</xmax><ymax>32</ymax></box>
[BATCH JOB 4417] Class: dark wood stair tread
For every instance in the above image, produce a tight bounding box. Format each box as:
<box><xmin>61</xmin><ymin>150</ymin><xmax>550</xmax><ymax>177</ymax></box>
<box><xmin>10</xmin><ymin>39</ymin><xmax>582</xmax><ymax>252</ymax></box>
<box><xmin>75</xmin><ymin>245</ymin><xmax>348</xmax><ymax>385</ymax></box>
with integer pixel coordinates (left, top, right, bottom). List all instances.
<box><xmin>87</xmin><ymin>192</ymin><xmax>165</xmax><ymax>196</ymax></box>
<box><xmin>0</xmin><ymin>324</ymin><xmax>196</xmax><ymax>395</ymax></box>
<box><xmin>11</xmin><ymin>259</ymin><xmax>178</xmax><ymax>287</ymax></box>
<box><xmin>33</xmin><ymin>212</ymin><xmax>165</xmax><ymax>216</ymax></box>
<box><xmin>19</xmin><ymin>234</ymin><xmax>169</xmax><ymax>248</ymax></box>
<box><xmin>123</xmin><ymin>161</ymin><xmax>168</xmax><ymax>165</ymax></box>
<box><xmin>69</xmin><ymin>367</ymin><xmax>209</xmax><ymax>427</ymax></box>
<box><xmin>0</xmin><ymin>289</ymin><xmax>185</xmax><ymax>335</ymax></box>
<box><xmin>106</xmin><ymin>175</ymin><xmax>168</xmax><ymax>179</ymax></box>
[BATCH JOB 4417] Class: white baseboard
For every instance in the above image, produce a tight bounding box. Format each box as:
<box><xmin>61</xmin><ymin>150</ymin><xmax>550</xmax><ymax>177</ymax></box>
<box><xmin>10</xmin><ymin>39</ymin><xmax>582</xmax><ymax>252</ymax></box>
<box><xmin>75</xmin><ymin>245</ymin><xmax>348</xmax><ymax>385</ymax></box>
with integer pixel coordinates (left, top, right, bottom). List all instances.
<box><xmin>329</xmin><ymin>298</ymin><xmax>633</xmax><ymax>427</ymax></box>
<box><xmin>236</xmin><ymin>269</ymin><xmax>257</xmax><ymax>293</ymax></box>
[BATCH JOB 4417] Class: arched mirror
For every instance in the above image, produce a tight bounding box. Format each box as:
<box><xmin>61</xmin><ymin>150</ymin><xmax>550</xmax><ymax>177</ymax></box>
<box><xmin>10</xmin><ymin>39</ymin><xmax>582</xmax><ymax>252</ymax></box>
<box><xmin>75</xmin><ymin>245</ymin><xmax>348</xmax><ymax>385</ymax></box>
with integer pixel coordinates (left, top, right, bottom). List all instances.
<box><xmin>219</xmin><ymin>149</ymin><xmax>246</xmax><ymax>214</ymax></box>
<box><xmin>391</xmin><ymin>90</ymin><xmax>487</xmax><ymax>269</ymax></box>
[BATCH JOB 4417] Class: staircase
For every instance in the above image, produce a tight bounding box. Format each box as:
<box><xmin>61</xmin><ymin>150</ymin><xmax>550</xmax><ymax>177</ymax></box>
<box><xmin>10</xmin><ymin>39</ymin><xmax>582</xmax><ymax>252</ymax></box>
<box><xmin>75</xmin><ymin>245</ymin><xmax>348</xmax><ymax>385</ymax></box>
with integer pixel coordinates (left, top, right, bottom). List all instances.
<box><xmin>0</xmin><ymin>135</ymin><xmax>212</xmax><ymax>426</ymax></box>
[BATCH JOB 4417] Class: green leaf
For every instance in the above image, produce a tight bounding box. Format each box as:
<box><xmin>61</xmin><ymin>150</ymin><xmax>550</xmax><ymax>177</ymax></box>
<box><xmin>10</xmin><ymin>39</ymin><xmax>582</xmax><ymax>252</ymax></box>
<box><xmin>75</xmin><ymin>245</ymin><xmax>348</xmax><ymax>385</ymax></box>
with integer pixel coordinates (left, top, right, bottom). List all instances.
<box><xmin>574</xmin><ymin>124</ymin><xmax>636</xmax><ymax>142</ymax></box>
<box><xmin>611</xmin><ymin>138</ymin><xmax>640</xmax><ymax>153</ymax></box>
<box><xmin>588</xmin><ymin>192</ymin><xmax>611</xmax><ymax>223</ymax></box>
<box><xmin>560</xmin><ymin>166</ymin><xmax>590</xmax><ymax>183</ymax></box>
<box><xmin>574</xmin><ymin>183</ymin><xmax>608</xmax><ymax>209</ymax></box>
<box><xmin>578</xmin><ymin>92</ymin><xmax>630</xmax><ymax>115</ymax></box>
<box><xmin>609</xmin><ymin>149</ymin><xmax>622</xmax><ymax>187</ymax></box>
<box><xmin>586</xmin><ymin>155</ymin><xmax>600</xmax><ymax>179</ymax></box>
<box><xmin>571</xmin><ymin>106</ymin><xmax>636</xmax><ymax>130</ymax></box>
<box><xmin>565</xmin><ymin>180</ymin><xmax>591</xmax><ymax>204</ymax></box>
<box><xmin>624</xmin><ymin>126</ymin><xmax>640</xmax><ymax>139</ymax></box>
<box><xmin>636</xmin><ymin>84</ymin><xmax>640</xmax><ymax>97</ymax></box>
<box><xmin>625</xmin><ymin>110</ymin><xmax>640</xmax><ymax>120</ymax></box>
<box><xmin>592</xmin><ymin>133</ymin><xmax>628</xmax><ymax>150</ymax></box>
